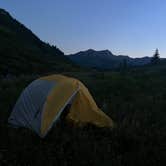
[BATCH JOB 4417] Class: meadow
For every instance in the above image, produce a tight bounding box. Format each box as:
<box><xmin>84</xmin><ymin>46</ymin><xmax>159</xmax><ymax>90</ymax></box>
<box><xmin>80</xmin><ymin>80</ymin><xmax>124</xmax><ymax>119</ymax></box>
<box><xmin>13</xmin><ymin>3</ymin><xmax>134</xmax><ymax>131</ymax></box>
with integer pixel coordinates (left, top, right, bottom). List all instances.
<box><xmin>0</xmin><ymin>70</ymin><xmax>166</xmax><ymax>166</ymax></box>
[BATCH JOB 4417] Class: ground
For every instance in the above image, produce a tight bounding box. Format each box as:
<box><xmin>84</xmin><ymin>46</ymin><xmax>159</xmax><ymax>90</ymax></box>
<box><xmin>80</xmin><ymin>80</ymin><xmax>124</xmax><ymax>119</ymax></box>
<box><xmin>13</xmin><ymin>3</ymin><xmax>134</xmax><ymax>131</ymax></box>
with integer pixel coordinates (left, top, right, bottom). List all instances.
<box><xmin>0</xmin><ymin>70</ymin><xmax>166</xmax><ymax>166</ymax></box>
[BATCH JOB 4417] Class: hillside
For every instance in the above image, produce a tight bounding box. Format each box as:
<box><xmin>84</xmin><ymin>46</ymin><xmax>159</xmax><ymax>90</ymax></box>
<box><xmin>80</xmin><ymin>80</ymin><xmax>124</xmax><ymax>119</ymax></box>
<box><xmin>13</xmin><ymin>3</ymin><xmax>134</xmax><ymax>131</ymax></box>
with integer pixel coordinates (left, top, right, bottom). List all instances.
<box><xmin>0</xmin><ymin>8</ymin><xmax>76</xmax><ymax>75</ymax></box>
<box><xmin>69</xmin><ymin>49</ymin><xmax>152</xmax><ymax>69</ymax></box>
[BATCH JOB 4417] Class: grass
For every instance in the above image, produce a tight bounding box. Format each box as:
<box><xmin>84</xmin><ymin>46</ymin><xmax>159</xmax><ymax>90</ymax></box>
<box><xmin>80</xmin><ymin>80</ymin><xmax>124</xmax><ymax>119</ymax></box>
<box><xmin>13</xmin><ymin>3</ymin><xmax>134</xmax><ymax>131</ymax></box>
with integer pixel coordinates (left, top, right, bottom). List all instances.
<box><xmin>1</xmin><ymin>70</ymin><xmax>166</xmax><ymax>166</ymax></box>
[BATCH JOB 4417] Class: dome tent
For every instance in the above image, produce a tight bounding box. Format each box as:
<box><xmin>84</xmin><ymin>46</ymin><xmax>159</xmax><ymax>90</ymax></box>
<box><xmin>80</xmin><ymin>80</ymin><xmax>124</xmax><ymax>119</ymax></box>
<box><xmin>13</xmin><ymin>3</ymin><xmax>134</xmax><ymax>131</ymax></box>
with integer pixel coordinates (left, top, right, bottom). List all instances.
<box><xmin>8</xmin><ymin>75</ymin><xmax>113</xmax><ymax>137</ymax></box>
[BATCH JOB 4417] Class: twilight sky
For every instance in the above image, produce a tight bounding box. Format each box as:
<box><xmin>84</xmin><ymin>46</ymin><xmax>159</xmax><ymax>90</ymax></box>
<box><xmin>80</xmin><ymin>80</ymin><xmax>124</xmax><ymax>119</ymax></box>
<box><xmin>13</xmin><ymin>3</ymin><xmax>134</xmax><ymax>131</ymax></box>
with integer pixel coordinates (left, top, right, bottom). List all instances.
<box><xmin>0</xmin><ymin>0</ymin><xmax>166</xmax><ymax>57</ymax></box>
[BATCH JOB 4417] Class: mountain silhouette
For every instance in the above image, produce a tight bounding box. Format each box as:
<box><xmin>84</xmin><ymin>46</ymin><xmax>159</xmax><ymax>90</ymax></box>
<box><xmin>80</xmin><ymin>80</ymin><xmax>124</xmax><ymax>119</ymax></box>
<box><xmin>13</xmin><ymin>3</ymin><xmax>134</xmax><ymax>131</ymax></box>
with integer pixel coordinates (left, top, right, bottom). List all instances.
<box><xmin>0</xmin><ymin>8</ymin><xmax>75</xmax><ymax>75</ymax></box>
<box><xmin>69</xmin><ymin>49</ymin><xmax>152</xmax><ymax>69</ymax></box>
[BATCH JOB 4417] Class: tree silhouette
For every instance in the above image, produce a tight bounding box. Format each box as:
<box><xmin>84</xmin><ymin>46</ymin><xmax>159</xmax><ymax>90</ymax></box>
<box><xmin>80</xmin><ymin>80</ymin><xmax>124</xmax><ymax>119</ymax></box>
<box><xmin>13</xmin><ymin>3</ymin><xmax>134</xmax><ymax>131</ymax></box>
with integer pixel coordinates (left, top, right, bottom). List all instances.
<box><xmin>151</xmin><ymin>48</ymin><xmax>160</xmax><ymax>64</ymax></box>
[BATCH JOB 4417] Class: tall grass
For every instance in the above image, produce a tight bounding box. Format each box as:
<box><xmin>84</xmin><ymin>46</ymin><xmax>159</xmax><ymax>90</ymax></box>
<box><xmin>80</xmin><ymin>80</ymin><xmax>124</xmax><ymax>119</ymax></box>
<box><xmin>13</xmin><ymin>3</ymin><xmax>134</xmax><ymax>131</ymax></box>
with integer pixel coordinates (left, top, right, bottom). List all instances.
<box><xmin>1</xmin><ymin>71</ymin><xmax>166</xmax><ymax>165</ymax></box>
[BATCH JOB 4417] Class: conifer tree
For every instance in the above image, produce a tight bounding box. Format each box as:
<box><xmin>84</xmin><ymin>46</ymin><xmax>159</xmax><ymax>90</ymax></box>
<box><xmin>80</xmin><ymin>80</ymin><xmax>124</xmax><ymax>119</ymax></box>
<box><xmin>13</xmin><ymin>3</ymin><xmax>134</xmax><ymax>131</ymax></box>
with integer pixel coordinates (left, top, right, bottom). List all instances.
<box><xmin>151</xmin><ymin>48</ymin><xmax>160</xmax><ymax>64</ymax></box>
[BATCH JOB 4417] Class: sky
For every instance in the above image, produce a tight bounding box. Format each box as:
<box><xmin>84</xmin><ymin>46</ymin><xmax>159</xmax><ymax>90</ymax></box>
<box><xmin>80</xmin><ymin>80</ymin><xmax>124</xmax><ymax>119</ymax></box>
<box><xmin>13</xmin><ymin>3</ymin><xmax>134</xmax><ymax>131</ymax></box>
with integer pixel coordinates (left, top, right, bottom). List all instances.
<box><xmin>0</xmin><ymin>0</ymin><xmax>166</xmax><ymax>57</ymax></box>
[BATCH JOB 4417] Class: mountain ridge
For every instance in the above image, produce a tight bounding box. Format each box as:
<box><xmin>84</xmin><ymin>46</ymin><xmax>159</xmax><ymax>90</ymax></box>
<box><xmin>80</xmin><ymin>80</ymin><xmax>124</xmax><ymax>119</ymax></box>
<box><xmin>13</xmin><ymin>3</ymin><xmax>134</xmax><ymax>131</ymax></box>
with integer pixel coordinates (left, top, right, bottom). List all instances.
<box><xmin>68</xmin><ymin>49</ymin><xmax>152</xmax><ymax>69</ymax></box>
<box><xmin>0</xmin><ymin>8</ymin><xmax>76</xmax><ymax>75</ymax></box>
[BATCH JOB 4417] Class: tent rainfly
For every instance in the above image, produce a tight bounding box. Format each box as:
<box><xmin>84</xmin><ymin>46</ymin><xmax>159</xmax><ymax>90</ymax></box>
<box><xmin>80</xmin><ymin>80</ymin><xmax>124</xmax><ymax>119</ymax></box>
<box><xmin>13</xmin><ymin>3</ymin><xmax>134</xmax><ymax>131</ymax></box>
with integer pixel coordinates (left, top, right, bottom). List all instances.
<box><xmin>8</xmin><ymin>74</ymin><xmax>113</xmax><ymax>137</ymax></box>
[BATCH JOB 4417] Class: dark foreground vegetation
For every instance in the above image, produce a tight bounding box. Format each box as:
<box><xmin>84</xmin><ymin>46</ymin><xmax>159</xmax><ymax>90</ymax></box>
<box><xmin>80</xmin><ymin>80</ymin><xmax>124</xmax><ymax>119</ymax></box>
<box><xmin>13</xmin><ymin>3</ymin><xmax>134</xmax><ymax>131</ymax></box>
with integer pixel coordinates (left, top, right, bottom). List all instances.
<box><xmin>1</xmin><ymin>70</ymin><xmax>166</xmax><ymax>166</ymax></box>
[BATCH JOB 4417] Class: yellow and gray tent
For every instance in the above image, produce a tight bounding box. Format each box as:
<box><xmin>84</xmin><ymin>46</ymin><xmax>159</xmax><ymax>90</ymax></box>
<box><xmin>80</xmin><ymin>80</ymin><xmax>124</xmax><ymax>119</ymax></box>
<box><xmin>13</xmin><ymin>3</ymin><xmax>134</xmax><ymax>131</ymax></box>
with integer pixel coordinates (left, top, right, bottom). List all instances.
<box><xmin>8</xmin><ymin>75</ymin><xmax>113</xmax><ymax>137</ymax></box>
